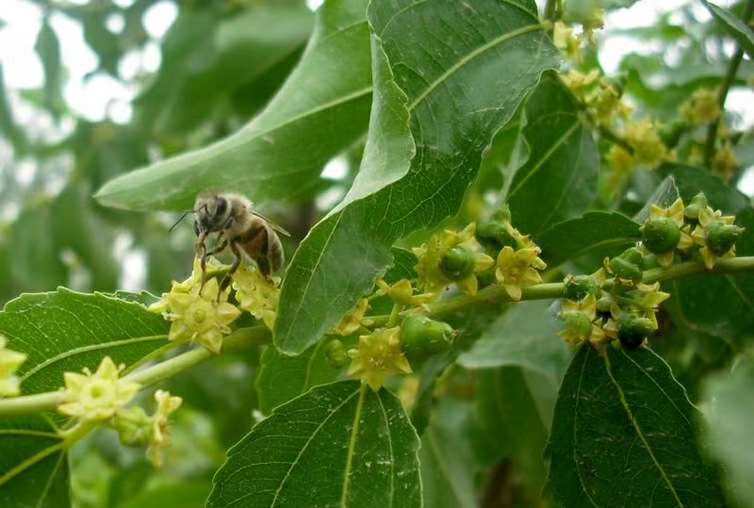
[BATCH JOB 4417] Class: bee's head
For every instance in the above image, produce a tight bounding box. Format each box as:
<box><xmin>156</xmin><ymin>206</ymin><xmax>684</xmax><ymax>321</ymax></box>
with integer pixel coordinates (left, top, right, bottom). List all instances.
<box><xmin>193</xmin><ymin>194</ymin><xmax>230</xmax><ymax>235</ymax></box>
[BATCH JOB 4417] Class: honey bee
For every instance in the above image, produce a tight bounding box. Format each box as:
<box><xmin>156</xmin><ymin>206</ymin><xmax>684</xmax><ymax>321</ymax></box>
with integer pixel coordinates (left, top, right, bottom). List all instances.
<box><xmin>191</xmin><ymin>192</ymin><xmax>289</xmax><ymax>290</ymax></box>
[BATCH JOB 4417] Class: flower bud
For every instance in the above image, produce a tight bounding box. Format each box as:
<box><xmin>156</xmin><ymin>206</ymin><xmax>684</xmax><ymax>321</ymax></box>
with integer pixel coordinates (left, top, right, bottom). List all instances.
<box><xmin>617</xmin><ymin>315</ymin><xmax>654</xmax><ymax>350</ymax></box>
<box><xmin>706</xmin><ymin>222</ymin><xmax>744</xmax><ymax>256</ymax></box>
<box><xmin>608</xmin><ymin>256</ymin><xmax>642</xmax><ymax>282</ymax></box>
<box><xmin>400</xmin><ymin>315</ymin><xmax>454</xmax><ymax>359</ymax></box>
<box><xmin>476</xmin><ymin>221</ymin><xmax>516</xmax><ymax>250</ymax></box>
<box><xmin>642</xmin><ymin>217</ymin><xmax>681</xmax><ymax>254</ymax></box>
<box><xmin>440</xmin><ymin>246</ymin><xmax>475</xmax><ymax>280</ymax></box>
<box><xmin>324</xmin><ymin>339</ymin><xmax>349</xmax><ymax>368</ymax></box>
<box><xmin>684</xmin><ymin>193</ymin><xmax>708</xmax><ymax>223</ymax></box>
<box><xmin>619</xmin><ymin>247</ymin><xmax>644</xmax><ymax>266</ymax></box>
<box><xmin>564</xmin><ymin>275</ymin><xmax>598</xmax><ymax>301</ymax></box>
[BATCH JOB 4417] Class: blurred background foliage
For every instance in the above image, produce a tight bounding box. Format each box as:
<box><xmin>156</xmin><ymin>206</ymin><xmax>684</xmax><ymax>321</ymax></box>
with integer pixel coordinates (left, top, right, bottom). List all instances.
<box><xmin>1</xmin><ymin>0</ymin><xmax>754</xmax><ymax>506</ymax></box>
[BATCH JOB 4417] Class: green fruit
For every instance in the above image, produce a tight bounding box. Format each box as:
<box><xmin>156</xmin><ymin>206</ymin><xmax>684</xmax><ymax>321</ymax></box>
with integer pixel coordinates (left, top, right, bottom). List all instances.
<box><xmin>564</xmin><ymin>275</ymin><xmax>598</xmax><ymax>300</ymax></box>
<box><xmin>324</xmin><ymin>339</ymin><xmax>348</xmax><ymax>368</ymax></box>
<box><xmin>476</xmin><ymin>220</ymin><xmax>516</xmax><ymax>250</ymax></box>
<box><xmin>684</xmin><ymin>192</ymin><xmax>708</xmax><ymax>223</ymax></box>
<box><xmin>440</xmin><ymin>246</ymin><xmax>475</xmax><ymax>280</ymax></box>
<box><xmin>706</xmin><ymin>222</ymin><xmax>744</xmax><ymax>255</ymax></box>
<box><xmin>642</xmin><ymin>217</ymin><xmax>681</xmax><ymax>254</ymax></box>
<box><xmin>618</xmin><ymin>246</ymin><xmax>644</xmax><ymax>266</ymax></box>
<box><xmin>608</xmin><ymin>256</ymin><xmax>642</xmax><ymax>282</ymax></box>
<box><xmin>562</xmin><ymin>311</ymin><xmax>592</xmax><ymax>338</ymax></box>
<box><xmin>618</xmin><ymin>316</ymin><xmax>654</xmax><ymax>350</ymax></box>
<box><xmin>400</xmin><ymin>315</ymin><xmax>454</xmax><ymax>359</ymax></box>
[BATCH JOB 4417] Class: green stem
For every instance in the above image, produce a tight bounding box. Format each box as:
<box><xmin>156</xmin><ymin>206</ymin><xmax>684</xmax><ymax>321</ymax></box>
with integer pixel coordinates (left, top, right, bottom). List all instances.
<box><xmin>704</xmin><ymin>0</ymin><xmax>754</xmax><ymax>165</ymax></box>
<box><xmin>0</xmin><ymin>326</ymin><xmax>269</xmax><ymax>418</ymax></box>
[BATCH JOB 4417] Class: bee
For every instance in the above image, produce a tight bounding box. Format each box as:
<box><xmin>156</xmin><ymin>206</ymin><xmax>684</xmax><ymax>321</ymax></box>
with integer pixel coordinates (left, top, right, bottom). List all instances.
<box><xmin>190</xmin><ymin>192</ymin><xmax>289</xmax><ymax>291</ymax></box>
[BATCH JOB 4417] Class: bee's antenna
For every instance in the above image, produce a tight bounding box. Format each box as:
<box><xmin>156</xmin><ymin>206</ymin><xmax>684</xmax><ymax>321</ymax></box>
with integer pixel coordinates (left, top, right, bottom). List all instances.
<box><xmin>168</xmin><ymin>210</ymin><xmax>194</xmax><ymax>232</ymax></box>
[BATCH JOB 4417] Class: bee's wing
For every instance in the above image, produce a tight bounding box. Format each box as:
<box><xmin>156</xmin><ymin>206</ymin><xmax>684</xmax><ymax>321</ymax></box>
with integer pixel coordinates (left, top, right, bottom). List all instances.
<box><xmin>251</xmin><ymin>211</ymin><xmax>291</xmax><ymax>237</ymax></box>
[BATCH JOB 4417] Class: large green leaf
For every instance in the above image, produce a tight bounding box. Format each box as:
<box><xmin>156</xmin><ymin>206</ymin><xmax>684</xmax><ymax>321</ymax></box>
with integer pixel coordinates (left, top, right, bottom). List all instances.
<box><xmin>536</xmin><ymin>211</ymin><xmax>640</xmax><ymax>267</ymax></box>
<box><xmin>95</xmin><ymin>0</ymin><xmax>372</xmax><ymax>211</ymax></box>
<box><xmin>457</xmin><ymin>301</ymin><xmax>572</xmax><ymax>385</ymax></box>
<box><xmin>507</xmin><ymin>74</ymin><xmax>600</xmax><ymax>236</ymax></box>
<box><xmin>0</xmin><ymin>416</ymin><xmax>69</xmax><ymax>508</ymax></box>
<box><xmin>275</xmin><ymin>0</ymin><xmax>559</xmax><ymax>353</ymax></box>
<box><xmin>0</xmin><ymin>288</ymin><xmax>168</xmax><ymax>395</ymax></box>
<box><xmin>704</xmin><ymin>1</ymin><xmax>754</xmax><ymax>58</ymax></box>
<box><xmin>703</xmin><ymin>358</ymin><xmax>754</xmax><ymax>506</ymax></box>
<box><xmin>420</xmin><ymin>400</ymin><xmax>477</xmax><ymax>508</ymax></box>
<box><xmin>547</xmin><ymin>346</ymin><xmax>724</xmax><ymax>507</ymax></box>
<box><xmin>207</xmin><ymin>381</ymin><xmax>421</xmax><ymax>508</ymax></box>
<box><xmin>34</xmin><ymin>18</ymin><xmax>63</xmax><ymax>117</ymax></box>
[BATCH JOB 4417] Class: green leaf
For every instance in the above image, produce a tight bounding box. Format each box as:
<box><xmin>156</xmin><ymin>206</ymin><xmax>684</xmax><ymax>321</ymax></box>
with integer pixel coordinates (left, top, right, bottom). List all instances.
<box><xmin>0</xmin><ymin>288</ymin><xmax>168</xmax><ymax>394</ymax></box>
<box><xmin>207</xmin><ymin>381</ymin><xmax>421</xmax><ymax>508</ymax></box>
<box><xmin>420</xmin><ymin>400</ymin><xmax>477</xmax><ymax>508</ymax></box>
<box><xmin>34</xmin><ymin>19</ymin><xmax>64</xmax><ymax>117</ymax></box>
<box><xmin>95</xmin><ymin>0</ymin><xmax>372</xmax><ymax>211</ymax></box>
<box><xmin>536</xmin><ymin>211</ymin><xmax>641</xmax><ymax>267</ymax></box>
<box><xmin>275</xmin><ymin>0</ymin><xmax>559</xmax><ymax>354</ymax></box>
<box><xmin>507</xmin><ymin>74</ymin><xmax>600</xmax><ymax>236</ymax></box>
<box><xmin>703</xmin><ymin>358</ymin><xmax>754</xmax><ymax>506</ymax></box>
<box><xmin>457</xmin><ymin>301</ymin><xmax>572</xmax><ymax>385</ymax></box>
<box><xmin>0</xmin><ymin>416</ymin><xmax>69</xmax><ymax>508</ymax></box>
<box><xmin>660</xmin><ymin>163</ymin><xmax>750</xmax><ymax>215</ymax></box>
<box><xmin>547</xmin><ymin>346</ymin><xmax>724</xmax><ymax>507</ymax></box>
<box><xmin>704</xmin><ymin>1</ymin><xmax>754</xmax><ymax>58</ymax></box>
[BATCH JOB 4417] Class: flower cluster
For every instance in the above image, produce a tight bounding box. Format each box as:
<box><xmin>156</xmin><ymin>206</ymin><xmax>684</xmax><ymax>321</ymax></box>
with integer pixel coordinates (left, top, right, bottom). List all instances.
<box><xmin>347</xmin><ymin>327</ymin><xmax>412</xmax><ymax>391</ymax></box>
<box><xmin>149</xmin><ymin>258</ymin><xmax>241</xmax><ymax>354</ymax></box>
<box><xmin>232</xmin><ymin>266</ymin><xmax>280</xmax><ymax>330</ymax></box>
<box><xmin>57</xmin><ymin>356</ymin><xmax>182</xmax><ymax>467</ymax></box>
<box><xmin>557</xmin><ymin>193</ymin><xmax>744</xmax><ymax>350</ymax></box>
<box><xmin>0</xmin><ymin>335</ymin><xmax>27</xmax><ymax>398</ymax></box>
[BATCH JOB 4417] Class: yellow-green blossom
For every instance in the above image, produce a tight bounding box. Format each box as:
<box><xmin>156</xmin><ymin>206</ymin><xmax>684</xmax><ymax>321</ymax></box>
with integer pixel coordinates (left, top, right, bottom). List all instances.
<box><xmin>553</xmin><ymin>21</ymin><xmax>583</xmax><ymax>62</ymax></box>
<box><xmin>646</xmin><ymin>198</ymin><xmax>694</xmax><ymax>266</ymax></box>
<box><xmin>624</xmin><ymin>119</ymin><xmax>668</xmax><ymax>168</ymax></box>
<box><xmin>588</xmin><ymin>81</ymin><xmax>631</xmax><ymax>126</ymax></box>
<box><xmin>0</xmin><ymin>335</ymin><xmax>26</xmax><ymax>398</ymax></box>
<box><xmin>712</xmin><ymin>142</ymin><xmax>739</xmax><ymax>181</ymax></box>
<box><xmin>495</xmin><ymin>247</ymin><xmax>547</xmax><ymax>301</ymax></box>
<box><xmin>160</xmin><ymin>277</ymin><xmax>241</xmax><ymax>354</ymax></box>
<box><xmin>347</xmin><ymin>327</ymin><xmax>412</xmax><ymax>391</ymax></box>
<box><xmin>233</xmin><ymin>266</ymin><xmax>280</xmax><ymax>329</ymax></box>
<box><xmin>680</xmin><ymin>88</ymin><xmax>720</xmax><ymax>126</ymax></box>
<box><xmin>692</xmin><ymin>207</ymin><xmax>738</xmax><ymax>269</ymax></box>
<box><xmin>413</xmin><ymin>224</ymin><xmax>494</xmax><ymax>296</ymax></box>
<box><xmin>559</xmin><ymin>295</ymin><xmax>606</xmax><ymax>346</ymax></box>
<box><xmin>334</xmin><ymin>298</ymin><xmax>370</xmax><ymax>336</ymax></box>
<box><xmin>376</xmin><ymin>279</ymin><xmax>436</xmax><ymax>306</ymax></box>
<box><xmin>626</xmin><ymin>282</ymin><xmax>670</xmax><ymax>329</ymax></box>
<box><xmin>58</xmin><ymin>357</ymin><xmax>140</xmax><ymax>421</ymax></box>
<box><xmin>561</xmin><ymin>69</ymin><xmax>600</xmax><ymax>98</ymax></box>
<box><xmin>147</xmin><ymin>390</ymin><xmax>183</xmax><ymax>467</ymax></box>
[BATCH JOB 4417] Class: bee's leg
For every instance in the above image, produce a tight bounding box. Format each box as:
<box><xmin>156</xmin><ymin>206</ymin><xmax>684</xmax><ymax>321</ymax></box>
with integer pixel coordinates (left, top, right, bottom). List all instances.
<box><xmin>195</xmin><ymin>232</ymin><xmax>209</xmax><ymax>293</ymax></box>
<box><xmin>217</xmin><ymin>240</ymin><xmax>242</xmax><ymax>299</ymax></box>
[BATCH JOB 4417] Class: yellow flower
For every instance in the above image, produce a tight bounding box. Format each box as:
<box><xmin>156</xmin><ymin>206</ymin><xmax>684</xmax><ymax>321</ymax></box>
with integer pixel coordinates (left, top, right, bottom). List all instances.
<box><xmin>495</xmin><ymin>247</ymin><xmax>547</xmax><ymax>301</ymax></box>
<box><xmin>413</xmin><ymin>224</ymin><xmax>494</xmax><ymax>296</ymax></box>
<box><xmin>680</xmin><ymin>88</ymin><xmax>720</xmax><ymax>126</ymax></box>
<box><xmin>607</xmin><ymin>145</ymin><xmax>636</xmax><ymax>175</ymax></box>
<box><xmin>712</xmin><ymin>142</ymin><xmax>739</xmax><ymax>181</ymax></box>
<box><xmin>233</xmin><ymin>266</ymin><xmax>280</xmax><ymax>330</ymax></box>
<box><xmin>376</xmin><ymin>279</ymin><xmax>436</xmax><ymax>306</ymax></box>
<box><xmin>624</xmin><ymin>119</ymin><xmax>668</xmax><ymax>168</ymax></box>
<box><xmin>691</xmin><ymin>206</ymin><xmax>738</xmax><ymax>269</ymax></box>
<box><xmin>163</xmin><ymin>277</ymin><xmax>241</xmax><ymax>354</ymax></box>
<box><xmin>347</xmin><ymin>327</ymin><xmax>412</xmax><ymax>391</ymax></box>
<box><xmin>588</xmin><ymin>81</ymin><xmax>631</xmax><ymax>126</ymax></box>
<box><xmin>147</xmin><ymin>390</ymin><xmax>183</xmax><ymax>467</ymax></box>
<box><xmin>148</xmin><ymin>256</ymin><xmax>210</xmax><ymax>315</ymax></box>
<box><xmin>58</xmin><ymin>357</ymin><xmax>140</xmax><ymax>421</ymax></box>
<box><xmin>553</xmin><ymin>21</ymin><xmax>583</xmax><ymax>62</ymax></box>
<box><xmin>558</xmin><ymin>294</ymin><xmax>606</xmax><ymax>346</ymax></box>
<box><xmin>334</xmin><ymin>298</ymin><xmax>370</xmax><ymax>336</ymax></box>
<box><xmin>626</xmin><ymin>282</ymin><xmax>670</xmax><ymax>329</ymax></box>
<box><xmin>0</xmin><ymin>335</ymin><xmax>26</xmax><ymax>398</ymax></box>
<box><xmin>561</xmin><ymin>69</ymin><xmax>600</xmax><ymax>98</ymax></box>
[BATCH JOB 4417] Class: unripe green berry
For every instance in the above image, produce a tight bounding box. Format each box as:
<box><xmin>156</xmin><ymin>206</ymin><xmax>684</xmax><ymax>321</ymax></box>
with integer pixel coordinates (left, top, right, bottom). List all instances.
<box><xmin>324</xmin><ymin>339</ymin><xmax>349</xmax><ymax>368</ymax></box>
<box><xmin>618</xmin><ymin>316</ymin><xmax>654</xmax><ymax>350</ymax></box>
<box><xmin>564</xmin><ymin>275</ymin><xmax>598</xmax><ymax>301</ymax></box>
<box><xmin>706</xmin><ymin>222</ymin><xmax>744</xmax><ymax>256</ymax></box>
<box><xmin>400</xmin><ymin>315</ymin><xmax>454</xmax><ymax>359</ymax></box>
<box><xmin>618</xmin><ymin>247</ymin><xmax>644</xmax><ymax>266</ymax></box>
<box><xmin>608</xmin><ymin>256</ymin><xmax>642</xmax><ymax>282</ymax></box>
<box><xmin>684</xmin><ymin>193</ymin><xmax>708</xmax><ymax>223</ymax></box>
<box><xmin>596</xmin><ymin>296</ymin><xmax>613</xmax><ymax>315</ymax></box>
<box><xmin>562</xmin><ymin>312</ymin><xmax>592</xmax><ymax>338</ymax></box>
<box><xmin>476</xmin><ymin>220</ymin><xmax>516</xmax><ymax>250</ymax></box>
<box><xmin>440</xmin><ymin>246</ymin><xmax>475</xmax><ymax>280</ymax></box>
<box><xmin>642</xmin><ymin>217</ymin><xmax>681</xmax><ymax>254</ymax></box>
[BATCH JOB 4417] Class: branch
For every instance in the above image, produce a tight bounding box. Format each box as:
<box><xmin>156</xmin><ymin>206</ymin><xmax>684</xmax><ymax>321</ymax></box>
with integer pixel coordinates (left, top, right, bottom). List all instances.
<box><xmin>704</xmin><ymin>0</ymin><xmax>754</xmax><ymax>164</ymax></box>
